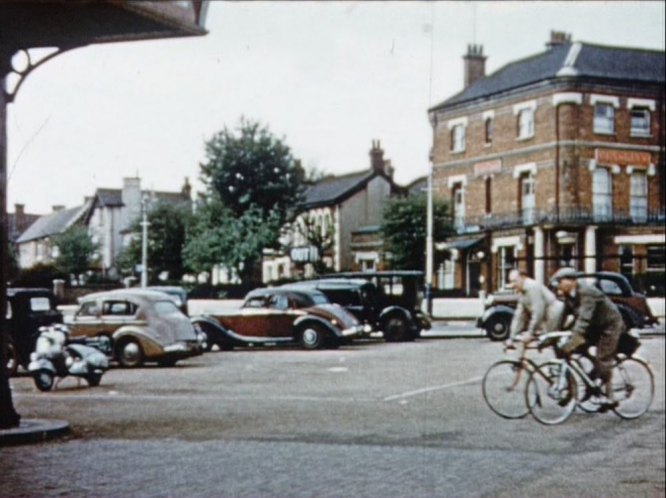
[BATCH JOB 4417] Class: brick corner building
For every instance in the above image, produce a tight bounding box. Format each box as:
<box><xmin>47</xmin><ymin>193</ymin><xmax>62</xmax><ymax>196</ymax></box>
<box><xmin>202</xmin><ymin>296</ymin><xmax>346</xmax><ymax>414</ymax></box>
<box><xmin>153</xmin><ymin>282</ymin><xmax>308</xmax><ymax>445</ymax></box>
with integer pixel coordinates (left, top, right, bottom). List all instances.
<box><xmin>428</xmin><ymin>31</ymin><xmax>665</xmax><ymax>296</ymax></box>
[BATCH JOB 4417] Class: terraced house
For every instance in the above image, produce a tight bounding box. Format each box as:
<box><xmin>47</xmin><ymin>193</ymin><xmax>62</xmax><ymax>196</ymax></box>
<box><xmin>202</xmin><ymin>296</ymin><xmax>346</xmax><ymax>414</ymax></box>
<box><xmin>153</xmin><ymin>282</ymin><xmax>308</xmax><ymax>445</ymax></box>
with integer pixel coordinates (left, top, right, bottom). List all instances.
<box><xmin>429</xmin><ymin>31</ymin><xmax>665</xmax><ymax>296</ymax></box>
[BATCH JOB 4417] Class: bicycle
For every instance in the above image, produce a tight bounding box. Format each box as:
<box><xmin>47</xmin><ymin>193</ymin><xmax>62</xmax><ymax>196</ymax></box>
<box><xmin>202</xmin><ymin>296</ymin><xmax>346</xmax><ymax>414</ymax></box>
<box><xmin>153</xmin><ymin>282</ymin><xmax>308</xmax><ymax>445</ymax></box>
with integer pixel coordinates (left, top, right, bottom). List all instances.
<box><xmin>481</xmin><ymin>335</ymin><xmax>545</xmax><ymax>419</ymax></box>
<box><xmin>524</xmin><ymin>331</ymin><xmax>655</xmax><ymax>425</ymax></box>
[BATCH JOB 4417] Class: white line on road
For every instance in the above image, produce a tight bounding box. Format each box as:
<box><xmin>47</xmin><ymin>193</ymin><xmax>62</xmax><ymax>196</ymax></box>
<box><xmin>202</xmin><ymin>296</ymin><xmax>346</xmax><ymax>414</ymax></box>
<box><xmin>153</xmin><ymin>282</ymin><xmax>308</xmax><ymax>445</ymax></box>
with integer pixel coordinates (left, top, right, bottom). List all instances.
<box><xmin>383</xmin><ymin>376</ymin><xmax>483</xmax><ymax>402</ymax></box>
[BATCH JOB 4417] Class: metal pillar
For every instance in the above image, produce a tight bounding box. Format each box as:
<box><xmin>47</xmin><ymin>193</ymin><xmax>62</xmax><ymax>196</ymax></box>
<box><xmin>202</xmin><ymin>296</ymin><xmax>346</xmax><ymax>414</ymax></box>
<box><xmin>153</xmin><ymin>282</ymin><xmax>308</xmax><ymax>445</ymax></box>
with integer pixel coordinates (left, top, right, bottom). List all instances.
<box><xmin>0</xmin><ymin>56</ymin><xmax>21</xmax><ymax>428</ymax></box>
<box><xmin>140</xmin><ymin>195</ymin><xmax>150</xmax><ymax>287</ymax></box>
<box><xmin>534</xmin><ymin>226</ymin><xmax>545</xmax><ymax>284</ymax></box>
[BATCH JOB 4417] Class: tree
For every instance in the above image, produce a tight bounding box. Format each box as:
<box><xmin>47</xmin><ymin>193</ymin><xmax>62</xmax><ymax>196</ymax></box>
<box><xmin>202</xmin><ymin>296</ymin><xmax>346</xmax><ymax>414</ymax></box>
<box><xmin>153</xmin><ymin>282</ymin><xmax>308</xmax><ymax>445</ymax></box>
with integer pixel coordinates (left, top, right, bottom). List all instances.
<box><xmin>382</xmin><ymin>195</ymin><xmax>453</xmax><ymax>270</ymax></box>
<box><xmin>116</xmin><ymin>202</ymin><xmax>192</xmax><ymax>282</ymax></box>
<box><xmin>183</xmin><ymin>197</ymin><xmax>282</xmax><ymax>285</ymax></box>
<box><xmin>200</xmin><ymin>117</ymin><xmax>305</xmax><ymax>225</ymax></box>
<box><xmin>52</xmin><ymin>226</ymin><xmax>98</xmax><ymax>278</ymax></box>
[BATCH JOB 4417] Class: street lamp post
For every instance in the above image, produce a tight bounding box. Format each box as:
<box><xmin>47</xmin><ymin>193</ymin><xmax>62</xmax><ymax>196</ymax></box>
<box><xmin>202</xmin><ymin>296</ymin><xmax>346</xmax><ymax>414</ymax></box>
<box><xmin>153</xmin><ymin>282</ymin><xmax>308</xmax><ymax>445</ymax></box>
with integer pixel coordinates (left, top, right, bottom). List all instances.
<box><xmin>425</xmin><ymin>155</ymin><xmax>434</xmax><ymax>316</ymax></box>
<box><xmin>140</xmin><ymin>195</ymin><xmax>150</xmax><ymax>288</ymax></box>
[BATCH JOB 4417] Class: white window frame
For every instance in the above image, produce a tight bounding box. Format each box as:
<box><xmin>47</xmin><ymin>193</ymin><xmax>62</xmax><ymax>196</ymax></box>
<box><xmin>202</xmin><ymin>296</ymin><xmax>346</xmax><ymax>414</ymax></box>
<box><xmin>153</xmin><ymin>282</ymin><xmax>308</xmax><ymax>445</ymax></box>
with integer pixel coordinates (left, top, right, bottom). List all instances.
<box><xmin>592</xmin><ymin>167</ymin><xmax>613</xmax><ymax>221</ymax></box>
<box><xmin>593</xmin><ymin>102</ymin><xmax>615</xmax><ymax>134</ymax></box>
<box><xmin>630</xmin><ymin>106</ymin><xmax>651</xmax><ymax>137</ymax></box>
<box><xmin>451</xmin><ymin>124</ymin><xmax>466</xmax><ymax>153</ymax></box>
<box><xmin>452</xmin><ymin>183</ymin><xmax>466</xmax><ymax>230</ymax></box>
<box><xmin>520</xmin><ymin>172</ymin><xmax>536</xmax><ymax>225</ymax></box>
<box><xmin>630</xmin><ymin>171</ymin><xmax>648</xmax><ymax>222</ymax></box>
<box><xmin>517</xmin><ymin>108</ymin><xmax>534</xmax><ymax>139</ymax></box>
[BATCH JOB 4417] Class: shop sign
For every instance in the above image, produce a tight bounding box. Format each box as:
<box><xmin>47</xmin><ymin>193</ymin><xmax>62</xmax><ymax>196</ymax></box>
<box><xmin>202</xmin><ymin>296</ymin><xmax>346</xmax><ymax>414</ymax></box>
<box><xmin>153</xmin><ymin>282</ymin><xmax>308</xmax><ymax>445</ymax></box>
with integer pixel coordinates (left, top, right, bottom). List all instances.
<box><xmin>595</xmin><ymin>148</ymin><xmax>651</xmax><ymax>167</ymax></box>
<box><xmin>473</xmin><ymin>159</ymin><xmax>502</xmax><ymax>177</ymax></box>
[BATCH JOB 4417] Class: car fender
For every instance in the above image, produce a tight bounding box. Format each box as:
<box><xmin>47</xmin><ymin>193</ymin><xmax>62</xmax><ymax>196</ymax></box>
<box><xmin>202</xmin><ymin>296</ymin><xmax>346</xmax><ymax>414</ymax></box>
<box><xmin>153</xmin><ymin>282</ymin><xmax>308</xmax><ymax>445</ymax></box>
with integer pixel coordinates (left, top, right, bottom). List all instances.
<box><xmin>378</xmin><ymin>306</ymin><xmax>416</xmax><ymax>330</ymax></box>
<box><xmin>112</xmin><ymin>327</ymin><xmax>164</xmax><ymax>358</ymax></box>
<box><xmin>293</xmin><ymin>315</ymin><xmax>340</xmax><ymax>338</ymax></box>
<box><xmin>615</xmin><ymin>304</ymin><xmax>644</xmax><ymax>330</ymax></box>
<box><xmin>478</xmin><ymin>305</ymin><xmax>515</xmax><ymax>328</ymax></box>
<box><xmin>190</xmin><ymin>315</ymin><xmax>243</xmax><ymax>346</ymax></box>
<box><xmin>27</xmin><ymin>357</ymin><xmax>55</xmax><ymax>374</ymax></box>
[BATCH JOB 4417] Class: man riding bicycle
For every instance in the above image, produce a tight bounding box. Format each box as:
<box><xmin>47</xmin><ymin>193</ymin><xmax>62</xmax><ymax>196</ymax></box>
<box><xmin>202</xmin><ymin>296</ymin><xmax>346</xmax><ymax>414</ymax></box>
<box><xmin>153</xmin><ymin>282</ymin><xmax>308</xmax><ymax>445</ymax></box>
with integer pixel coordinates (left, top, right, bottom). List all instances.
<box><xmin>505</xmin><ymin>269</ymin><xmax>565</xmax><ymax>349</ymax></box>
<box><xmin>551</xmin><ymin>267</ymin><xmax>624</xmax><ymax>411</ymax></box>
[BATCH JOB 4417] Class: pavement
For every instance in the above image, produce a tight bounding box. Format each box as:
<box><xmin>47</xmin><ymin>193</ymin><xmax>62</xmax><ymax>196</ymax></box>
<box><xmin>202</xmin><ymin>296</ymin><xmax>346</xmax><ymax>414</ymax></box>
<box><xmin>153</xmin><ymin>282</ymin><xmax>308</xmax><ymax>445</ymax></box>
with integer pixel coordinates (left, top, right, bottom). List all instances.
<box><xmin>0</xmin><ymin>419</ymin><xmax>70</xmax><ymax>446</ymax></box>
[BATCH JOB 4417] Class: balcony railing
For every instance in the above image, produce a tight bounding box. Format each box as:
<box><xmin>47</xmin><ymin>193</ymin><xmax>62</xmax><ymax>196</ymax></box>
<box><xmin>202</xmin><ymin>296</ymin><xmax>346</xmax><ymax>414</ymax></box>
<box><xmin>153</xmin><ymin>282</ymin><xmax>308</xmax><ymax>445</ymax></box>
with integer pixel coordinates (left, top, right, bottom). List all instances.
<box><xmin>449</xmin><ymin>207</ymin><xmax>666</xmax><ymax>234</ymax></box>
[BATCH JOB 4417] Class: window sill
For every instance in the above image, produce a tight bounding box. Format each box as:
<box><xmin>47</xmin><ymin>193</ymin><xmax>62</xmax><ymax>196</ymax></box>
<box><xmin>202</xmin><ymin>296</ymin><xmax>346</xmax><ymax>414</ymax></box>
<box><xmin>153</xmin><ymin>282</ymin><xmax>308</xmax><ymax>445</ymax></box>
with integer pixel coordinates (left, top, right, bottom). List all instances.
<box><xmin>483</xmin><ymin>142</ymin><xmax>493</xmax><ymax>148</ymax></box>
<box><xmin>593</xmin><ymin>130</ymin><xmax>616</xmax><ymax>136</ymax></box>
<box><xmin>516</xmin><ymin>134</ymin><xmax>534</xmax><ymax>142</ymax></box>
<box><xmin>630</xmin><ymin>132</ymin><xmax>652</xmax><ymax>138</ymax></box>
<box><xmin>450</xmin><ymin>149</ymin><xmax>466</xmax><ymax>155</ymax></box>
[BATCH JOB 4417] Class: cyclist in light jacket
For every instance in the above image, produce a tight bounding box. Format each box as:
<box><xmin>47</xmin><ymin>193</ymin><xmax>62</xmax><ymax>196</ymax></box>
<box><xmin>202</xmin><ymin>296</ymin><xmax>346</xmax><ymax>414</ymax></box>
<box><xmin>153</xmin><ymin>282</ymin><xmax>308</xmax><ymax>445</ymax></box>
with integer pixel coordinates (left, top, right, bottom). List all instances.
<box><xmin>505</xmin><ymin>269</ymin><xmax>565</xmax><ymax>348</ymax></box>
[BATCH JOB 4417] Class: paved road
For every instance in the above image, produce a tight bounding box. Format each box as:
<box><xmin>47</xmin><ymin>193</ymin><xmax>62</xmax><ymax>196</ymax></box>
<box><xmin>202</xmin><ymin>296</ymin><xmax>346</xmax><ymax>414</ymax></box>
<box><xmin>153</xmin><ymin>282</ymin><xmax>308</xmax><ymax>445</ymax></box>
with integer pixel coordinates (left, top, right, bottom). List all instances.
<box><xmin>3</xmin><ymin>330</ymin><xmax>664</xmax><ymax>497</ymax></box>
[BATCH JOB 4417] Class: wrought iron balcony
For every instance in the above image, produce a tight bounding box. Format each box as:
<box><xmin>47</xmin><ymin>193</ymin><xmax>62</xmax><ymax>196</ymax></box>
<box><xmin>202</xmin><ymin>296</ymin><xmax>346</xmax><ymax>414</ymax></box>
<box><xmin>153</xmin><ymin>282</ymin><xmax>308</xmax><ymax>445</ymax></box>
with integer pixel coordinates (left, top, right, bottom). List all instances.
<box><xmin>449</xmin><ymin>207</ymin><xmax>666</xmax><ymax>234</ymax></box>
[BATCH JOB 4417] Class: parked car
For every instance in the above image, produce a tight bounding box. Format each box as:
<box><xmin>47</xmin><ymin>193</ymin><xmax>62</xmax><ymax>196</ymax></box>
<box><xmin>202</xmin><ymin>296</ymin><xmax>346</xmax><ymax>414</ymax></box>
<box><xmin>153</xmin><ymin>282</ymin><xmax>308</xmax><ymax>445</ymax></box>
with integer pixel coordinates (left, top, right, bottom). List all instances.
<box><xmin>5</xmin><ymin>288</ymin><xmax>63</xmax><ymax>376</ymax></box>
<box><xmin>191</xmin><ymin>287</ymin><xmax>371</xmax><ymax>350</ymax></box>
<box><xmin>477</xmin><ymin>271</ymin><xmax>659</xmax><ymax>341</ymax></box>
<box><xmin>309</xmin><ymin>271</ymin><xmax>432</xmax><ymax>341</ymax></box>
<box><xmin>67</xmin><ymin>289</ymin><xmax>203</xmax><ymax>367</ymax></box>
<box><xmin>145</xmin><ymin>286</ymin><xmax>189</xmax><ymax>315</ymax></box>
<box><xmin>282</xmin><ymin>276</ymin><xmax>428</xmax><ymax>342</ymax></box>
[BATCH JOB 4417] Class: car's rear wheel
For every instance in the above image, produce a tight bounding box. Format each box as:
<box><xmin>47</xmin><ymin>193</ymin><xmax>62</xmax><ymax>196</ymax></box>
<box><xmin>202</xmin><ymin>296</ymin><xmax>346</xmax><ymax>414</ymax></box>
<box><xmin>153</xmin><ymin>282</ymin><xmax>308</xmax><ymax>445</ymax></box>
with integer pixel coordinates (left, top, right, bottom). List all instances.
<box><xmin>383</xmin><ymin>316</ymin><xmax>411</xmax><ymax>342</ymax></box>
<box><xmin>116</xmin><ymin>339</ymin><xmax>144</xmax><ymax>368</ymax></box>
<box><xmin>299</xmin><ymin>324</ymin><xmax>327</xmax><ymax>350</ymax></box>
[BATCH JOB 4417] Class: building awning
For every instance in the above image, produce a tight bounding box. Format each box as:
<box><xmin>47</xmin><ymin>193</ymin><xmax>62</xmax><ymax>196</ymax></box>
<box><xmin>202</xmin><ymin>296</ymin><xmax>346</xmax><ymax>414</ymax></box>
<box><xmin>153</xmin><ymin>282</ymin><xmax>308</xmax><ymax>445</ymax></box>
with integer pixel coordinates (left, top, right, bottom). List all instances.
<box><xmin>436</xmin><ymin>237</ymin><xmax>484</xmax><ymax>251</ymax></box>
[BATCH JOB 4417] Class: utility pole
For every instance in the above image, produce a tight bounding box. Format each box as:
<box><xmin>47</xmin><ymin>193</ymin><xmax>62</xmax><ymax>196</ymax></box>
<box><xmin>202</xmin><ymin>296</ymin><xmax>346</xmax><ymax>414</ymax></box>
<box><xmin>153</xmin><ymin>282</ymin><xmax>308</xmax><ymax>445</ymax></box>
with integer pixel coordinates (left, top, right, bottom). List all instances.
<box><xmin>140</xmin><ymin>195</ymin><xmax>150</xmax><ymax>288</ymax></box>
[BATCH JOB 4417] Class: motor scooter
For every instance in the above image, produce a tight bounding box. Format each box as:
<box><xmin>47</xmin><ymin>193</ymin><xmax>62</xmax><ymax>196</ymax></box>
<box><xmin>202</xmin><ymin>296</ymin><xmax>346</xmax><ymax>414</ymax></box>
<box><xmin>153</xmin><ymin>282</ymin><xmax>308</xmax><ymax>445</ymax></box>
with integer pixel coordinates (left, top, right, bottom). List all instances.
<box><xmin>28</xmin><ymin>324</ymin><xmax>110</xmax><ymax>392</ymax></box>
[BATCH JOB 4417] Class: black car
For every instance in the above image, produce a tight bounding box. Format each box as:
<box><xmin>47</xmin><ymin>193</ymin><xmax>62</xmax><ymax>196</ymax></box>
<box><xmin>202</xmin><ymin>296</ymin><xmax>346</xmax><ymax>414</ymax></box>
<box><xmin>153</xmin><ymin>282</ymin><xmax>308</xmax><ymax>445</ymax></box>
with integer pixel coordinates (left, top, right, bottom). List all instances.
<box><xmin>5</xmin><ymin>288</ymin><xmax>63</xmax><ymax>375</ymax></box>
<box><xmin>282</xmin><ymin>271</ymin><xmax>431</xmax><ymax>342</ymax></box>
<box><xmin>477</xmin><ymin>271</ymin><xmax>659</xmax><ymax>341</ymax></box>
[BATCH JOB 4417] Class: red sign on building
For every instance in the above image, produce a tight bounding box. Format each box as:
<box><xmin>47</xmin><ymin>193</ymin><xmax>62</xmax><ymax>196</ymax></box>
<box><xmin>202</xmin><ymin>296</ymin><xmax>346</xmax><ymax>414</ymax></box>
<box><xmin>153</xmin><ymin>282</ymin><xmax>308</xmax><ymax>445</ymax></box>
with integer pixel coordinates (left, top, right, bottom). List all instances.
<box><xmin>595</xmin><ymin>148</ymin><xmax>652</xmax><ymax>167</ymax></box>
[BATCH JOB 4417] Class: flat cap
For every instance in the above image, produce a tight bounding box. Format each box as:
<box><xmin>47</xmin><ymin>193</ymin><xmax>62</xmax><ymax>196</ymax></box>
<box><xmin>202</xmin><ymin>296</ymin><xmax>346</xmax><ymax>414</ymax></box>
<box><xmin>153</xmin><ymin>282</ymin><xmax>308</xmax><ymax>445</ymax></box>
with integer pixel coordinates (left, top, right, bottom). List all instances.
<box><xmin>551</xmin><ymin>267</ymin><xmax>579</xmax><ymax>281</ymax></box>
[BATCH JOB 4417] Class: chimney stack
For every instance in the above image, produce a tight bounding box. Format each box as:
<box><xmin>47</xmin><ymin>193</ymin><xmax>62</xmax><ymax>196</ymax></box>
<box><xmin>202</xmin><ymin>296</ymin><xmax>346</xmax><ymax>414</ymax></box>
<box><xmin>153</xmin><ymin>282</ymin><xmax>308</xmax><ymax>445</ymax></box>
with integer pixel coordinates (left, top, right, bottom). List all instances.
<box><xmin>52</xmin><ymin>205</ymin><xmax>65</xmax><ymax>212</ymax></box>
<box><xmin>463</xmin><ymin>44</ymin><xmax>486</xmax><ymax>88</ymax></box>
<box><xmin>546</xmin><ymin>30</ymin><xmax>572</xmax><ymax>49</ymax></box>
<box><xmin>181</xmin><ymin>177</ymin><xmax>192</xmax><ymax>200</ymax></box>
<box><xmin>369</xmin><ymin>140</ymin><xmax>385</xmax><ymax>173</ymax></box>
<box><xmin>14</xmin><ymin>203</ymin><xmax>24</xmax><ymax>216</ymax></box>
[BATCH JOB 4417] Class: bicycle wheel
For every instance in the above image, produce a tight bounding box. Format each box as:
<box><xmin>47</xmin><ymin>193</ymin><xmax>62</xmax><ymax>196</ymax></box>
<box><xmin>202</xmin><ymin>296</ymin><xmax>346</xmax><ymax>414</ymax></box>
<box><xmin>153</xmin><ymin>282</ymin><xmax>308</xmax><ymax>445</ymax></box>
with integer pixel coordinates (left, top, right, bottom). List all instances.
<box><xmin>611</xmin><ymin>357</ymin><xmax>654</xmax><ymax>419</ymax></box>
<box><xmin>572</xmin><ymin>356</ymin><xmax>603</xmax><ymax>414</ymax></box>
<box><xmin>482</xmin><ymin>360</ymin><xmax>530</xmax><ymax>419</ymax></box>
<box><xmin>525</xmin><ymin>360</ymin><xmax>578</xmax><ymax>425</ymax></box>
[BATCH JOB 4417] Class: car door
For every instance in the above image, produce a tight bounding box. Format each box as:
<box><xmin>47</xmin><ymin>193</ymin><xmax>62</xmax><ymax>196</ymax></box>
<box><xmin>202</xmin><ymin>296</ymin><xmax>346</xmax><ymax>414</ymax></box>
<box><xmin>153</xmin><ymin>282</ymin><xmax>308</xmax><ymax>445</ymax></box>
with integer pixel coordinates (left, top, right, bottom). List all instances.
<box><xmin>225</xmin><ymin>295</ymin><xmax>273</xmax><ymax>338</ymax></box>
<box><xmin>265</xmin><ymin>294</ymin><xmax>300</xmax><ymax>338</ymax></box>
<box><xmin>69</xmin><ymin>299</ymin><xmax>104</xmax><ymax>338</ymax></box>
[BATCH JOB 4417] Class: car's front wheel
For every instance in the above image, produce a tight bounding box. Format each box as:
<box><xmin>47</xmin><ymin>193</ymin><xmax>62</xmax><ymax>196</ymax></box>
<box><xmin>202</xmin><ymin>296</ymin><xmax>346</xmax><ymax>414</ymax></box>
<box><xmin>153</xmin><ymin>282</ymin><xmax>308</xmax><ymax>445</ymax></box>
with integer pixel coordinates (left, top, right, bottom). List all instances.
<box><xmin>116</xmin><ymin>339</ymin><xmax>144</xmax><ymax>368</ymax></box>
<box><xmin>485</xmin><ymin>315</ymin><xmax>511</xmax><ymax>341</ymax></box>
<box><xmin>298</xmin><ymin>324</ymin><xmax>327</xmax><ymax>350</ymax></box>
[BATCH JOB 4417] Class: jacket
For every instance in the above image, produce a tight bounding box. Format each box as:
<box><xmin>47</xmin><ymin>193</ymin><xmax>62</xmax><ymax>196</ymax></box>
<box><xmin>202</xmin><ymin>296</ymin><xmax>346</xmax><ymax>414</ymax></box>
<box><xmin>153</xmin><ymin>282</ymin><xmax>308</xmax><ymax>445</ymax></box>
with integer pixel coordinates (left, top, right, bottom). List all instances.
<box><xmin>567</xmin><ymin>281</ymin><xmax>625</xmax><ymax>341</ymax></box>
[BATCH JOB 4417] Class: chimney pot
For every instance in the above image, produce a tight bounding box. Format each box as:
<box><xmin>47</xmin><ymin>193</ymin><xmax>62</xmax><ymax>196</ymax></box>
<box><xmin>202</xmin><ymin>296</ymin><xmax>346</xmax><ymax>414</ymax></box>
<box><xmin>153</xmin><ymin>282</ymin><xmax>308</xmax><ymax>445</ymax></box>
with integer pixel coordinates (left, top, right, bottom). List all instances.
<box><xmin>463</xmin><ymin>43</ymin><xmax>486</xmax><ymax>88</ymax></box>
<box><xmin>14</xmin><ymin>203</ymin><xmax>24</xmax><ymax>216</ymax></box>
<box><xmin>546</xmin><ymin>30</ymin><xmax>572</xmax><ymax>49</ymax></box>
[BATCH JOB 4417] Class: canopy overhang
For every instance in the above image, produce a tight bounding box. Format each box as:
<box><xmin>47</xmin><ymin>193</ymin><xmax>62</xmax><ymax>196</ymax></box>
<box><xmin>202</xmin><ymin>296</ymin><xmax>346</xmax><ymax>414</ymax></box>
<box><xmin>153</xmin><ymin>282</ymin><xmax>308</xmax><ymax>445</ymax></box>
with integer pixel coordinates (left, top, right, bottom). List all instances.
<box><xmin>0</xmin><ymin>1</ymin><xmax>208</xmax><ymax>52</ymax></box>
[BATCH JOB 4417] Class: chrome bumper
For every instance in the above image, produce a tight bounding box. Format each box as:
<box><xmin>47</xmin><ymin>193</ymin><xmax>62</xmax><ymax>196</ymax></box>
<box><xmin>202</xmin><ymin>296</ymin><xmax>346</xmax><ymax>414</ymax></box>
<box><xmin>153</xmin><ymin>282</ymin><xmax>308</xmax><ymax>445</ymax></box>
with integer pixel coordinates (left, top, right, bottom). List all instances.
<box><xmin>341</xmin><ymin>324</ymin><xmax>373</xmax><ymax>337</ymax></box>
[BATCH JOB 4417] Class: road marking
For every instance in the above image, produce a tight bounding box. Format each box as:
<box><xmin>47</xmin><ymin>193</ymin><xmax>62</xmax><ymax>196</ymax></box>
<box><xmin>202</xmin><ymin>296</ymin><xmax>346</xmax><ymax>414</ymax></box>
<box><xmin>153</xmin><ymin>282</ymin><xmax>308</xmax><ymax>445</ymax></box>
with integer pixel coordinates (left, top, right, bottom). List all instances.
<box><xmin>383</xmin><ymin>376</ymin><xmax>483</xmax><ymax>402</ymax></box>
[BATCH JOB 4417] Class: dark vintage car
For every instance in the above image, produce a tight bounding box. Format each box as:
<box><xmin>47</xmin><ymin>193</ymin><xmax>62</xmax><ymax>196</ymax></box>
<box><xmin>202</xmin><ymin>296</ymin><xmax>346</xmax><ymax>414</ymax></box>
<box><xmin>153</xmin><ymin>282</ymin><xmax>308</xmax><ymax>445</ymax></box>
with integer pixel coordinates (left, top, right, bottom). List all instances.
<box><xmin>5</xmin><ymin>288</ymin><xmax>63</xmax><ymax>376</ymax></box>
<box><xmin>67</xmin><ymin>289</ymin><xmax>203</xmax><ymax>367</ymax></box>
<box><xmin>191</xmin><ymin>288</ymin><xmax>371</xmax><ymax>350</ymax></box>
<box><xmin>146</xmin><ymin>286</ymin><xmax>189</xmax><ymax>315</ymax></box>
<box><xmin>282</xmin><ymin>274</ymin><xmax>430</xmax><ymax>342</ymax></box>
<box><xmin>477</xmin><ymin>271</ymin><xmax>659</xmax><ymax>341</ymax></box>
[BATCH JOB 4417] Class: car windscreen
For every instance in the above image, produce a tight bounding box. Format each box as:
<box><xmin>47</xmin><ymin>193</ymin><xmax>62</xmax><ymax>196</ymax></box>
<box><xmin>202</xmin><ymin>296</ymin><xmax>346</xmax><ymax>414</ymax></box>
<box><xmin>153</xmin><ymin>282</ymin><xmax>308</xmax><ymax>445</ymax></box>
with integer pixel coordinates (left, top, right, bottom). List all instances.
<box><xmin>310</xmin><ymin>294</ymin><xmax>329</xmax><ymax>306</ymax></box>
<box><xmin>154</xmin><ymin>300</ymin><xmax>183</xmax><ymax>317</ymax></box>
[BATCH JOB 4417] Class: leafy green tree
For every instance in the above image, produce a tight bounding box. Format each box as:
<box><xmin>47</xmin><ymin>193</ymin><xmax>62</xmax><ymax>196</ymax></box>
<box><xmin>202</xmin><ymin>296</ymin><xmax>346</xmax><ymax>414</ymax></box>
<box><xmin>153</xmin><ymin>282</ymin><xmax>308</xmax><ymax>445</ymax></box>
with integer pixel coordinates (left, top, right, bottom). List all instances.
<box><xmin>382</xmin><ymin>195</ymin><xmax>453</xmax><ymax>270</ymax></box>
<box><xmin>183</xmin><ymin>198</ymin><xmax>282</xmax><ymax>285</ymax></box>
<box><xmin>200</xmin><ymin>117</ymin><xmax>305</xmax><ymax>225</ymax></box>
<box><xmin>52</xmin><ymin>226</ymin><xmax>98</xmax><ymax>277</ymax></box>
<box><xmin>116</xmin><ymin>202</ymin><xmax>192</xmax><ymax>282</ymax></box>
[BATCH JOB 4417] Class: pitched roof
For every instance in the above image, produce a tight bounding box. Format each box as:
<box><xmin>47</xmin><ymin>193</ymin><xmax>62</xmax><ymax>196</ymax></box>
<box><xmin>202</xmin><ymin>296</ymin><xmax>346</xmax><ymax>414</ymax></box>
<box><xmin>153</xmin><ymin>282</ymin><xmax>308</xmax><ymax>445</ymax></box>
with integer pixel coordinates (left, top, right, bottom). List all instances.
<box><xmin>17</xmin><ymin>204</ymin><xmax>89</xmax><ymax>244</ymax></box>
<box><xmin>302</xmin><ymin>170</ymin><xmax>376</xmax><ymax>209</ymax></box>
<box><xmin>93</xmin><ymin>188</ymin><xmax>189</xmax><ymax>208</ymax></box>
<box><xmin>432</xmin><ymin>42</ymin><xmax>665</xmax><ymax>110</ymax></box>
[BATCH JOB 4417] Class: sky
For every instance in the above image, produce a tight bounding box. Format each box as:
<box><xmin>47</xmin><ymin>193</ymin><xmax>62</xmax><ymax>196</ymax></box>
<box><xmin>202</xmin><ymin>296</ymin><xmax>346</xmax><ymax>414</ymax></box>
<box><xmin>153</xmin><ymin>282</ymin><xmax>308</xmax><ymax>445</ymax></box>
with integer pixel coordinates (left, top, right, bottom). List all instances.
<box><xmin>6</xmin><ymin>0</ymin><xmax>665</xmax><ymax>214</ymax></box>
